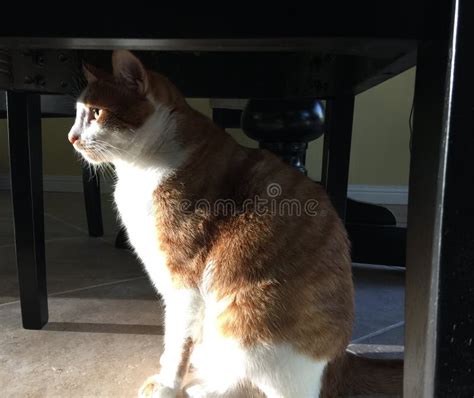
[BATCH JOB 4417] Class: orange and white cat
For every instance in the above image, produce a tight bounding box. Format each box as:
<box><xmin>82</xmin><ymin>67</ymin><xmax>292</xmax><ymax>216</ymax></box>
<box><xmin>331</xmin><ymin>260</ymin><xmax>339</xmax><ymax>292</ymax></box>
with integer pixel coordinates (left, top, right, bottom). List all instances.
<box><xmin>69</xmin><ymin>50</ymin><xmax>402</xmax><ymax>398</ymax></box>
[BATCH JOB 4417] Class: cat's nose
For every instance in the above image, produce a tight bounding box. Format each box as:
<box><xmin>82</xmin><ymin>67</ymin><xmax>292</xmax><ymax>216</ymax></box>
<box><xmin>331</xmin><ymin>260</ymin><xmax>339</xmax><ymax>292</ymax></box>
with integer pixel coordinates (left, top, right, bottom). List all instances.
<box><xmin>68</xmin><ymin>132</ymin><xmax>79</xmax><ymax>144</ymax></box>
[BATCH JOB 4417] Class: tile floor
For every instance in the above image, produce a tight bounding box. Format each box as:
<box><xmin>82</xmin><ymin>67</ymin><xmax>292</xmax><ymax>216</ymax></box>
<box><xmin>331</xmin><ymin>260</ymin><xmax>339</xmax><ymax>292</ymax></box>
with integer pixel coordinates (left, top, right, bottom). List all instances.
<box><xmin>0</xmin><ymin>191</ymin><xmax>405</xmax><ymax>397</ymax></box>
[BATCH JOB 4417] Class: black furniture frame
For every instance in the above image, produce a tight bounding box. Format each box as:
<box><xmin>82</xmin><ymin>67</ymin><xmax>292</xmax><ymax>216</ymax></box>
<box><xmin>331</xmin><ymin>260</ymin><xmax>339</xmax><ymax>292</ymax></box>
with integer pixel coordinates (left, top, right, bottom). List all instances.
<box><xmin>1</xmin><ymin>2</ymin><xmax>473</xmax><ymax>395</ymax></box>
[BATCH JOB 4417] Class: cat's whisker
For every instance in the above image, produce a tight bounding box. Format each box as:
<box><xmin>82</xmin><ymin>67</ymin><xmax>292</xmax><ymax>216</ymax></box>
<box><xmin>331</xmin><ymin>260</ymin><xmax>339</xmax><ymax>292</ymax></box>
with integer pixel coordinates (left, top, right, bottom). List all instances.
<box><xmin>90</xmin><ymin>145</ymin><xmax>117</xmax><ymax>182</ymax></box>
<box><xmin>97</xmin><ymin>159</ymin><xmax>116</xmax><ymax>182</ymax></box>
<box><xmin>95</xmin><ymin>141</ymin><xmax>126</xmax><ymax>155</ymax></box>
<box><xmin>92</xmin><ymin>140</ymin><xmax>124</xmax><ymax>156</ymax></box>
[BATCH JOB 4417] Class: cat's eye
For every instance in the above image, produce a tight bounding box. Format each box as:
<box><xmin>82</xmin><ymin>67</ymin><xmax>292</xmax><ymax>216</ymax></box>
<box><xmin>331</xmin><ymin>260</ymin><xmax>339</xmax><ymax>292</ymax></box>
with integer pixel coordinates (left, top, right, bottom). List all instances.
<box><xmin>90</xmin><ymin>108</ymin><xmax>102</xmax><ymax>119</ymax></box>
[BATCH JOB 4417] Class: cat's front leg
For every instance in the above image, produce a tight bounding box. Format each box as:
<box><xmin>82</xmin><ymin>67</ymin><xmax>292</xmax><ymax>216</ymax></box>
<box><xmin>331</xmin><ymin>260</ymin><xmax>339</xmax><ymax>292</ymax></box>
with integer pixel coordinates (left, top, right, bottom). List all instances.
<box><xmin>139</xmin><ymin>289</ymin><xmax>203</xmax><ymax>398</ymax></box>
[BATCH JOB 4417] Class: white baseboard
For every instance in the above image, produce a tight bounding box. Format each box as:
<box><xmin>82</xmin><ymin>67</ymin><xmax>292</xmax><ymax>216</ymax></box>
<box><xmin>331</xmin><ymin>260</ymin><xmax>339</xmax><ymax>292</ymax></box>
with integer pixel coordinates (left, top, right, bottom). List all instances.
<box><xmin>348</xmin><ymin>184</ymin><xmax>408</xmax><ymax>205</ymax></box>
<box><xmin>0</xmin><ymin>174</ymin><xmax>114</xmax><ymax>194</ymax></box>
<box><xmin>0</xmin><ymin>175</ymin><xmax>408</xmax><ymax>205</ymax></box>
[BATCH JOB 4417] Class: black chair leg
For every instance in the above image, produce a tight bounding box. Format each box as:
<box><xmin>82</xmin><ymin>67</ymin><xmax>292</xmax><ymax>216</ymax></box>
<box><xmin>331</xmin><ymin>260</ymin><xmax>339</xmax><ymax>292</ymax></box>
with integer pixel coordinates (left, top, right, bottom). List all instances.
<box><xmin>6</xmin><ymin>91</ymin><xmax>48</xmax><ymax>330</ymax></box>
<box><xmin>82</xmin><ymin>165</ymin><xmax>104</xmax><ymax>237</ymax></box>
<box><xmin>405</xmin><ymin>2</ymin><xmax>474</xmax><ymax>395</ymax></box>
<box><xmin>321</xmin><ymin>95</ymin><xmax>355</xmax><ymax>221</ymax></box>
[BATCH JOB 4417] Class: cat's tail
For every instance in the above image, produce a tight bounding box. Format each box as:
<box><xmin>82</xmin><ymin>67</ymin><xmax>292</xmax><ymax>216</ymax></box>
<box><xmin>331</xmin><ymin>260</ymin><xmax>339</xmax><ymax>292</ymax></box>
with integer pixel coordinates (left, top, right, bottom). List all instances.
<box><xmin>322</xmin><ymin>350</ymin><xmax>403</xmax><ymax>397</ymax></box>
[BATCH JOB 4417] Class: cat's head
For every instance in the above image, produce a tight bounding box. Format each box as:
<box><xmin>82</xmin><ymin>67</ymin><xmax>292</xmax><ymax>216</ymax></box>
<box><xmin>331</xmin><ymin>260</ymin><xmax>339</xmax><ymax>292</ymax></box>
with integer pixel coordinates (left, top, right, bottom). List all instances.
<box><xmin>68</xmin><ymin>50</ymin><xmax>186</xmax><ymax>166</ymax></box>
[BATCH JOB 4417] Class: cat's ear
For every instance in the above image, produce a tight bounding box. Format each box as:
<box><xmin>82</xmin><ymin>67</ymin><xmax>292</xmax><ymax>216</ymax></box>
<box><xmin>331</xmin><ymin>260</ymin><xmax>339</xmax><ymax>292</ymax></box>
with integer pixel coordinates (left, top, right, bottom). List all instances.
<box><xmin>112</xmin><ymin>50</ymin><xmax>149</xmax><ymax>96</ymax></box>
<box><xmin>83</xmin><ymin>62</ymin><xmax>112</xmax><ymax>84</ymax></box>
<box><xmin>82</xmin><ymin>63</ymin><xmax>99</xmax><ymax>84</ymax></box>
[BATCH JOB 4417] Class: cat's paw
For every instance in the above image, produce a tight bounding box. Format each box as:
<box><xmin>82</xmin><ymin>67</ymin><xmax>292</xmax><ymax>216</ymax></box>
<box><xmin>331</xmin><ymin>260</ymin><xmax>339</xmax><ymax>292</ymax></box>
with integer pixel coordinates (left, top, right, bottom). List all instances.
<box><xmin>184</xmin><ymin>382</ymin><xmax>228</xmax><ymax>398</ymax></box>
<box><xmin>138</xmin><ymin>375</ymin><xmax>177</xmax><ymax>398</ymax></box>
<box><xmin>184</xmin><ymin>383</ymin><xmax>212</xmax><ymax>398</ymax></box>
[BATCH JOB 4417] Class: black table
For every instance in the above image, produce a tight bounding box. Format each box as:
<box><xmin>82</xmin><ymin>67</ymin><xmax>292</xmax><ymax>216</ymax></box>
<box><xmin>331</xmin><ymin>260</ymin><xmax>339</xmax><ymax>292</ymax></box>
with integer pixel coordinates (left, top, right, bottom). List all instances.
<box><xmin>1</xmin><ymin>3</ymin><xmax>473</xmax><ymax>396</ymax></box>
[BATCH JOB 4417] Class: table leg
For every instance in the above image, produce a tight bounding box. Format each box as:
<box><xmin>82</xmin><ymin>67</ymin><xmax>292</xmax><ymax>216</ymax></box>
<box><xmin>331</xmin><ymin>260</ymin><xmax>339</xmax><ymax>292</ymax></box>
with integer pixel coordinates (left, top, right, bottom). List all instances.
<box><xmin>6</xmin><ymin>91</ymin><xmax>48</xmax><ymax>330</ymax></box>
<box><xmin>82</xmin><ymin>165</ymin><xmax>104</xmax><ymax>237</ymax></box>
<box><xmin>405</xmin><ymin>1</ymin><xmax>474</xmax><ymax>395</ymax></box>
<box><xmin>321</xmin><ymin>95</ymin><xmax>355</xmax><ymax>221</ymax></box>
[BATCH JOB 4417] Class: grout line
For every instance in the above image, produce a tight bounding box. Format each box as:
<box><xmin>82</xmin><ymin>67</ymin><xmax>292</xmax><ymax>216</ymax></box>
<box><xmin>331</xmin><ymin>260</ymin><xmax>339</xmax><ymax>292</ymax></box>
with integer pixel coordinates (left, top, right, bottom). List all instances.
<box><xmin>44</xmin><ymin>212</ymin><xmax>91</xmax><ymax>236</ymax></box>
<box><xmin>347</xmin><ymin>344</ymin><xmax>404</xmax><ymax>354</ymax></box>
<box><xmin>351</xmin><ymin>320</ymin><xmax>405</xmax><ymax>344</ymax></box>
<box><xmin>0</xmin><ymin>276</ymin><xmax>147</xmax><ymax>308</ymax></box>
<box><xmin>47</xmin><ymin>276</ymin><xmax>147</xmax><ymax>298</ymax></box>
<box><xmin>0</xmin><ymin>211</ymin><xmax>114</xmax><ymax>251</ymax></box>
<box><xmin>44</xmin><ymin>212</ymin><xmax>113</xmax><ymax>246</ymax></box>
<box><xmin>352</xmin><ymin>262</ymin><xmax>406</xmax><ymax>272</ymax></box>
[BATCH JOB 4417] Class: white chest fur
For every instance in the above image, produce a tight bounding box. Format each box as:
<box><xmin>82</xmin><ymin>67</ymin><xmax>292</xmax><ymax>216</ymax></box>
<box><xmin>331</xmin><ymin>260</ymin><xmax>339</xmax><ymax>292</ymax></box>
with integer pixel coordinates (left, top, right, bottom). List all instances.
<box><xmin>113</xmin><ymin>164</ymin><xmax>174</xmax><ymax>295</ymax></box>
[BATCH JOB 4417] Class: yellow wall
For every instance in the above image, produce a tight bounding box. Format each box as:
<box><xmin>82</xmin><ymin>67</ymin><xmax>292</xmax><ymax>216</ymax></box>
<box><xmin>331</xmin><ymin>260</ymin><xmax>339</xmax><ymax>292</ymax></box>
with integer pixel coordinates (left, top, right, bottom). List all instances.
<box><xmin>349</xmin><ymin>67</ymin><xmax>414</xmax><ymax>185</ymax></box>
<box><xmin>0</xmin><ymin>67</ymin><xmax>415</xmax><ymax>186</ymax></box>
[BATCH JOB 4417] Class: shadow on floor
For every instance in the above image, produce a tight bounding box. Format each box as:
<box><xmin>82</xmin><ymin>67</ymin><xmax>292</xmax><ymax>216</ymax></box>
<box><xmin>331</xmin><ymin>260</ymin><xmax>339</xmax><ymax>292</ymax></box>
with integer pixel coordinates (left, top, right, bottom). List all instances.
<box><xmin>44</xmin><ymin>321</ymin><xmax>164</xmax><ymax>335</ymax></box>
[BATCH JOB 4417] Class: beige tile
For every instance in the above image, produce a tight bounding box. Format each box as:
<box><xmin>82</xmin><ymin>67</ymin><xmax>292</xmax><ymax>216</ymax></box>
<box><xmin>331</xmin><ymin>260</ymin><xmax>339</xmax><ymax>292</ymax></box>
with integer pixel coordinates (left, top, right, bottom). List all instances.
<box><xmin>0</xmin><ymin>237</ymin><xmax>145</xmax><ymax>305</ymax></box>
<box><xmin>0</xmin><ymin>279</ymin><xmax>165</xmax><ymax>398</ymax></box>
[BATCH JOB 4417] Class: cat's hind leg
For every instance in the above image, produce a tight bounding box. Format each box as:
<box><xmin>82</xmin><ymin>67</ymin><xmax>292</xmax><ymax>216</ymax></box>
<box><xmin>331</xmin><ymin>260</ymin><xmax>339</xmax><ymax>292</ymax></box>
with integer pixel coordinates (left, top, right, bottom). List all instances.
<box><xmin>184</xmin><ymin>342</ymin><xmax>245</xmax><ymax>397</ymax></box>
<box><xmin>247</xmin><ymin>344</ymin><xmax>327</xmax><ymax>398</ymax></box>
<box><xmin>185</xmin><ymin>339</ymin><xmax>325</xmax><ymax>397</ymax></box>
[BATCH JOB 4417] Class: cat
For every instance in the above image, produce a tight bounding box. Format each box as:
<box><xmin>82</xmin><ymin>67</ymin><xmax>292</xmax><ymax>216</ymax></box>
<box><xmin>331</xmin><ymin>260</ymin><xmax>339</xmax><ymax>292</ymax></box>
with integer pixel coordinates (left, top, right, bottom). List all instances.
<box><xmin>69</xmin><ymin>50</ymin><xmax>402</xmax><ymax>398</ymax></box>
